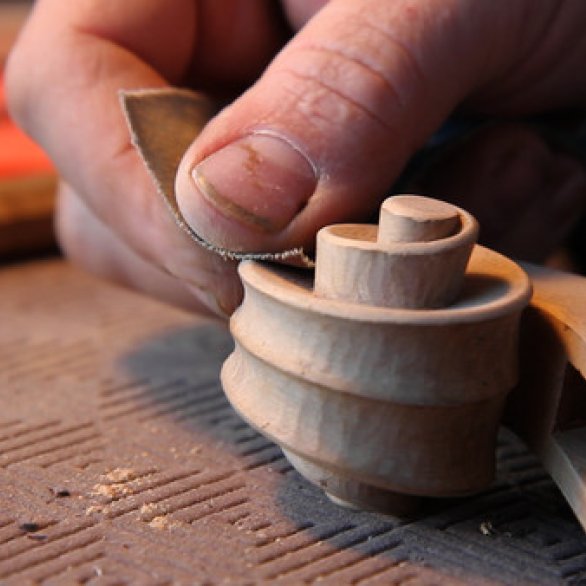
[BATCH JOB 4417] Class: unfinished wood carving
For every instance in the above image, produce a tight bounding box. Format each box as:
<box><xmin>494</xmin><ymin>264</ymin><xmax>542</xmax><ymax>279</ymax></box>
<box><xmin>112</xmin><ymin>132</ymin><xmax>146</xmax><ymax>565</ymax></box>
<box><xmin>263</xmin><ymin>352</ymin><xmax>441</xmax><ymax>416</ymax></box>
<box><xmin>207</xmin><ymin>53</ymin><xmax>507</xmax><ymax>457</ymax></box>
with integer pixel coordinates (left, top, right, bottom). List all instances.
<box><xmin>221</xmin><ymin>195</ymin><xmax>532</xmax><ymax>513</ymax></box>
<box><xmin>507</xmin><ymin>263</ymin><xmax>586</xmax><ymax>532</ymax></box>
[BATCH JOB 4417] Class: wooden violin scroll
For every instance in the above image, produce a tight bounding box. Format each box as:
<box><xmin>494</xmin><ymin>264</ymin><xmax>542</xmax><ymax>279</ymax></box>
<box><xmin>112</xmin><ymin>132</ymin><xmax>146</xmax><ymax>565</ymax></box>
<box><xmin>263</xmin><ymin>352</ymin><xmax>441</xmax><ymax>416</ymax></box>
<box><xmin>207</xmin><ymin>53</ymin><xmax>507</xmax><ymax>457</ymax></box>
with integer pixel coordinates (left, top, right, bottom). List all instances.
<box><xmin>221</xmin><ymin>195</ymin><xmax>532</xmax><ymax>514</ymax></box>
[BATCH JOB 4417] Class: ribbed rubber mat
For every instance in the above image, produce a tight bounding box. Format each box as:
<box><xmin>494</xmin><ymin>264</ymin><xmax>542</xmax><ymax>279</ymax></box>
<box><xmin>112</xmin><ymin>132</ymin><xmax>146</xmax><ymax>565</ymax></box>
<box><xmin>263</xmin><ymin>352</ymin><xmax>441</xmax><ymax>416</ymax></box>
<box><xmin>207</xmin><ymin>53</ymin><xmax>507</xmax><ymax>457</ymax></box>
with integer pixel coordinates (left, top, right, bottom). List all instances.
<box><xmin>1</xmin><ymin>258</ymin><xmax>585</xmax><ymax>585</ymax></box>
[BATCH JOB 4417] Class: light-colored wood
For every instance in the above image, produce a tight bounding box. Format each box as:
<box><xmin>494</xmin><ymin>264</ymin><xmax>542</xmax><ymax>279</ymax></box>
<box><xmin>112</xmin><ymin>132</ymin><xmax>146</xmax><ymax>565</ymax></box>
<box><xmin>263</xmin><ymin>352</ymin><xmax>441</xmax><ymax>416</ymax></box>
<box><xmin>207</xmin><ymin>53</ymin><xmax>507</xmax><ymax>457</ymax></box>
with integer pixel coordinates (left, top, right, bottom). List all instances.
<box><xmin>507</xmin><ymin>263</ymin><xmax>586</xmax><ymax>532</ymax></box>
<box><xmin>313</xmin><ymin>195</ymin><xmax>478</xmax><ymax>309</ymax></box>
<box><xmin>222</xmin><ymin>195</ymin><xmax>532</xmax><ymax>513</ymax></box>
<box><xmin>378</xmin><ymin>195</ymin><xmax>461</xmax><ymax>244</ymax></box>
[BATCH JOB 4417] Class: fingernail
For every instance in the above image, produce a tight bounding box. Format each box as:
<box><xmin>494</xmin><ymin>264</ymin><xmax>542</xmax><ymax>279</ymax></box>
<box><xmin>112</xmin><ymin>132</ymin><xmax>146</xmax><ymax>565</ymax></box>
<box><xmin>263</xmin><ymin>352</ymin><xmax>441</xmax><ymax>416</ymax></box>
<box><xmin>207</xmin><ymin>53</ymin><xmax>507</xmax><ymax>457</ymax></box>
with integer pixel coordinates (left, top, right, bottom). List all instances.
<box><xmin>182</xmin><ymin>132</ymin><xmax>317</xmax><ymax>245</ymax></box>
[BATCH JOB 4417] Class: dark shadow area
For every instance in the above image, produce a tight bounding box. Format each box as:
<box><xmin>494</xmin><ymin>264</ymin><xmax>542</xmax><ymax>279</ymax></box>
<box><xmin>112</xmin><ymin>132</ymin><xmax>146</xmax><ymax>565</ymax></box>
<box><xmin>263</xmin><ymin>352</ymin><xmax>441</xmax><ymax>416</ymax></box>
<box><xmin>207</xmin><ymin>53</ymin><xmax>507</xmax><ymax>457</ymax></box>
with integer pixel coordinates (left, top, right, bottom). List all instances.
<box><xmin>456</xmin><ymin>273</ymin><xmax>513</xmax><ymax>309</ymax></box>
<box><xmin>555</xmin><ymin>363</ymin><xmax>586</xmax><ymax>431</ymax></box>
<box><xmin>120</xmin><ymin>322</ymin><xmax>233</xmax><ymax>383</ymax></box>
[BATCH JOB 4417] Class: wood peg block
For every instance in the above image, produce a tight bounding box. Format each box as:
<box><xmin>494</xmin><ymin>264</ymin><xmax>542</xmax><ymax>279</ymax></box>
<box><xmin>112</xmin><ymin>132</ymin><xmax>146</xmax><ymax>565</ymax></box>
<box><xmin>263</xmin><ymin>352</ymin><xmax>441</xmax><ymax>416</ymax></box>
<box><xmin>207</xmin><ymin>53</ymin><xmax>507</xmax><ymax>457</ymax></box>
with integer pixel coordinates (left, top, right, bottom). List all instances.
<box><xmin>314</xmin><ymin>194</ymin><xmax>479</xmax><ymax>309</ymax></box>
<box><xmin>221</xmin><ymin>194</ymin><xmax>532</xmax><ymax>516</ymax></box>
<box><xmin>378</xmin><ymin>194</ymin><xmax>461</xmax><ymax>244</ymax></box>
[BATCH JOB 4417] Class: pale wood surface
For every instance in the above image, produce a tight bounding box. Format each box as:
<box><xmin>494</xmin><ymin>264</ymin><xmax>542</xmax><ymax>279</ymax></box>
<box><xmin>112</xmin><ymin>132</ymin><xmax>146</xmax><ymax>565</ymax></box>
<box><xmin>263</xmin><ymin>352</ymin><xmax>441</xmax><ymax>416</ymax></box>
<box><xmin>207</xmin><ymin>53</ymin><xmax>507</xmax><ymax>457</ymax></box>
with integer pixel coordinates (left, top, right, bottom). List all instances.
<box><xmin>222</xmin><ymin>196</ymin><xmax>532</xmax><ymax>512</ymax></box>
<box><xmin>378</xmin><ymin>195</ymin><xmax>461</xmax><ymax>244</ymax></box>
<box><xmin>314</xmin><ymin>196</ymin><xmax>479</xmax><ymax>309</ymax></box>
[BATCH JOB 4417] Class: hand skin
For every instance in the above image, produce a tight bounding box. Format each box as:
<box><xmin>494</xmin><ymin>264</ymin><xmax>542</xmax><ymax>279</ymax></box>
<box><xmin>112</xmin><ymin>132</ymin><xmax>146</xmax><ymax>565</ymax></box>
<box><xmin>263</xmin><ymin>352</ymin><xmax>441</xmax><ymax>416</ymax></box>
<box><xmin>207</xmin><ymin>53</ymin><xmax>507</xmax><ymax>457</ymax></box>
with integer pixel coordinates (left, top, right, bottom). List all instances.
<box><xmin>6</xmin><ymin>0</ymin><xmax>586</xmax><ymax>317</ymax></box>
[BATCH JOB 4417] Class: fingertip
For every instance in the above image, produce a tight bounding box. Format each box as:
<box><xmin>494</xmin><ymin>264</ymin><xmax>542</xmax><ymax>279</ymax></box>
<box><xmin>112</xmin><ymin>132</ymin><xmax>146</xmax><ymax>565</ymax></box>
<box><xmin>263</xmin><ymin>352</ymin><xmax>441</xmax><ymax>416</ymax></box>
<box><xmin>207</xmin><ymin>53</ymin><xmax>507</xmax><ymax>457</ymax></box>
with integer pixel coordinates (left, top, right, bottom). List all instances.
<box><xmin>177</xmin><ymin>0</ymin><xmax>490</xmax><ymax>256</ymax></box>
<box><xmin>175</xmin><ymin>131</ymin><xmax>317</xmax><ymax>251</ymax></box>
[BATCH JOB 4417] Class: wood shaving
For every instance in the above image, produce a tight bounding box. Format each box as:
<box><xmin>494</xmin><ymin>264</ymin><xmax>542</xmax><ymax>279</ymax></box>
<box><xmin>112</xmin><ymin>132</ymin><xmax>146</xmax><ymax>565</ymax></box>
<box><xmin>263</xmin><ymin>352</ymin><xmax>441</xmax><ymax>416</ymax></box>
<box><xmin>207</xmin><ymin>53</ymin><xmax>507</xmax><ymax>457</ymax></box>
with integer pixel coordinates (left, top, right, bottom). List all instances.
<box><xmin>102</xmin><ymin>468</ymin><xmax>137</xmax><ymax>483</ymax></box>
<box><xmin>139</xmin><ymin>502</ymin><xmax>165</xmax><ymax>520</ymax></box>
<box><xmin>92</xmin><ymin>482</ymin><xmax>132</xmax><ymax>499</ymax></box>
<box><xmin>148</xmin><ymin>515</ymin><xmax>181</xmax><ymax>530</ymax></box>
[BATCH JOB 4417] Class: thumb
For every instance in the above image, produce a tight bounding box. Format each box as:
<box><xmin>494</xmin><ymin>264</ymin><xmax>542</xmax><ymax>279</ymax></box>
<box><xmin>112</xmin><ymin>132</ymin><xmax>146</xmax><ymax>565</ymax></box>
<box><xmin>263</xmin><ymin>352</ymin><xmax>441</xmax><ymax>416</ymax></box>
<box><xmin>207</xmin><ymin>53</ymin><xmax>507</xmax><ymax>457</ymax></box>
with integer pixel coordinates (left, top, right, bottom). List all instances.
<box><xmin>175</xmin><ymin>0</ymin><xmax>508</xmax><ymax>253</ymax></box>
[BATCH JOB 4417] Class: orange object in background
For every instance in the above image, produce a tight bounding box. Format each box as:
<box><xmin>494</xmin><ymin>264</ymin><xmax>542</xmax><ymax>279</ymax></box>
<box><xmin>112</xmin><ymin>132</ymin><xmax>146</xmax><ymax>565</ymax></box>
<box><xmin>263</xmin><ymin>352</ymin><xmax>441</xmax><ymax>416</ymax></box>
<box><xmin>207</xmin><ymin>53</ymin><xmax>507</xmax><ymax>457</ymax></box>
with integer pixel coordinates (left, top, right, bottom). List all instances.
<box><xmin>0</xmin><ymin>73</ymin><xmax>57</xmax><ymax>258</ymax></box>
<box><xmin>0</xmin><ymin>73</ymin><xmax>54</xmax><ymax>177</ymax></box>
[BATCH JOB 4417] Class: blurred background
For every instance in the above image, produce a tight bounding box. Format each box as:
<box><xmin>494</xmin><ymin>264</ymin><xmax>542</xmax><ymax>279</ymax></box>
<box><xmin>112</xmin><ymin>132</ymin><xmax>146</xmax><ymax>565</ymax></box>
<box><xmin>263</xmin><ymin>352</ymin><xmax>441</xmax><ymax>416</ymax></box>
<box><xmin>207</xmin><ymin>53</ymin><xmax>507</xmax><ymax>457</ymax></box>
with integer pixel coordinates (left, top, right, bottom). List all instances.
<box><xmin>1</xmin><ymin>0</ymin><xmax>57</xmax><ymax>261</ymax></box>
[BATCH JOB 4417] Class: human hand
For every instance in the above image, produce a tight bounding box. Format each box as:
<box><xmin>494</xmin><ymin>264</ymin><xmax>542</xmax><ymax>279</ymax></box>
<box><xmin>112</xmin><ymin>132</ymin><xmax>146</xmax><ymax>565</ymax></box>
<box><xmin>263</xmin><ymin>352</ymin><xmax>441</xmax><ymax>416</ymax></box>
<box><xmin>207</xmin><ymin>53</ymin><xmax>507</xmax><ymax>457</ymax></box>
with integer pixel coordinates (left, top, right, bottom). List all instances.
<box><xmin>7</xmin><ymin>0</ymin><xmax>586</xmax><ymax>317</ymax></box>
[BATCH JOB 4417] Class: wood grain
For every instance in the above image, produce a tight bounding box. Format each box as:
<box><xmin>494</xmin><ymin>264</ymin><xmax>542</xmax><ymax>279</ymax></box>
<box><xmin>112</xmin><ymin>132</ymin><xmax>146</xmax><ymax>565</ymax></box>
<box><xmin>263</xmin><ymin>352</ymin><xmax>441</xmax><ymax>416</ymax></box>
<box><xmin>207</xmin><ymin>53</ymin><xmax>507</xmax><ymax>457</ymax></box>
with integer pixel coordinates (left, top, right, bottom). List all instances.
<box><xmin>222</xmin><ymin>196</ymin><xmax>532</xmax><ymax>512</ymax></box>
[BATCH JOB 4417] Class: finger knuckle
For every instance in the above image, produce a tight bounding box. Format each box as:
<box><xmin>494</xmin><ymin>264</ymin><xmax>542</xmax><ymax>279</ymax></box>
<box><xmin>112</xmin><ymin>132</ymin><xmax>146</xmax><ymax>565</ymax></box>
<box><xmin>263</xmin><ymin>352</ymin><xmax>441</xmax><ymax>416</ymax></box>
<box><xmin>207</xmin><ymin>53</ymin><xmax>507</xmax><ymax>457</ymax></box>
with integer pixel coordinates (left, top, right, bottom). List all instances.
<box><xmin>278</xmin><ymin>45</ymin><xmax>400</xmax><ymax>137</ymax></box>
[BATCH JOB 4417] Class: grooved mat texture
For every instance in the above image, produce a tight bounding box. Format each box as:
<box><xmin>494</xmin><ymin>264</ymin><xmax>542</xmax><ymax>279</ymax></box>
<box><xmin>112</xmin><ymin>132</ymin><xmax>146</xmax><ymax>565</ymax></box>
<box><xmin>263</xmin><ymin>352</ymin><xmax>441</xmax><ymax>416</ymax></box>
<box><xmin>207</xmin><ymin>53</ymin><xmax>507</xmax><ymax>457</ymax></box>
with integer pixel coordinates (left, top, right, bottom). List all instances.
<box><xmin>1</xmin><ymin>258</ymin><xmax>586</xmax><ymax>585</ymax></box>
